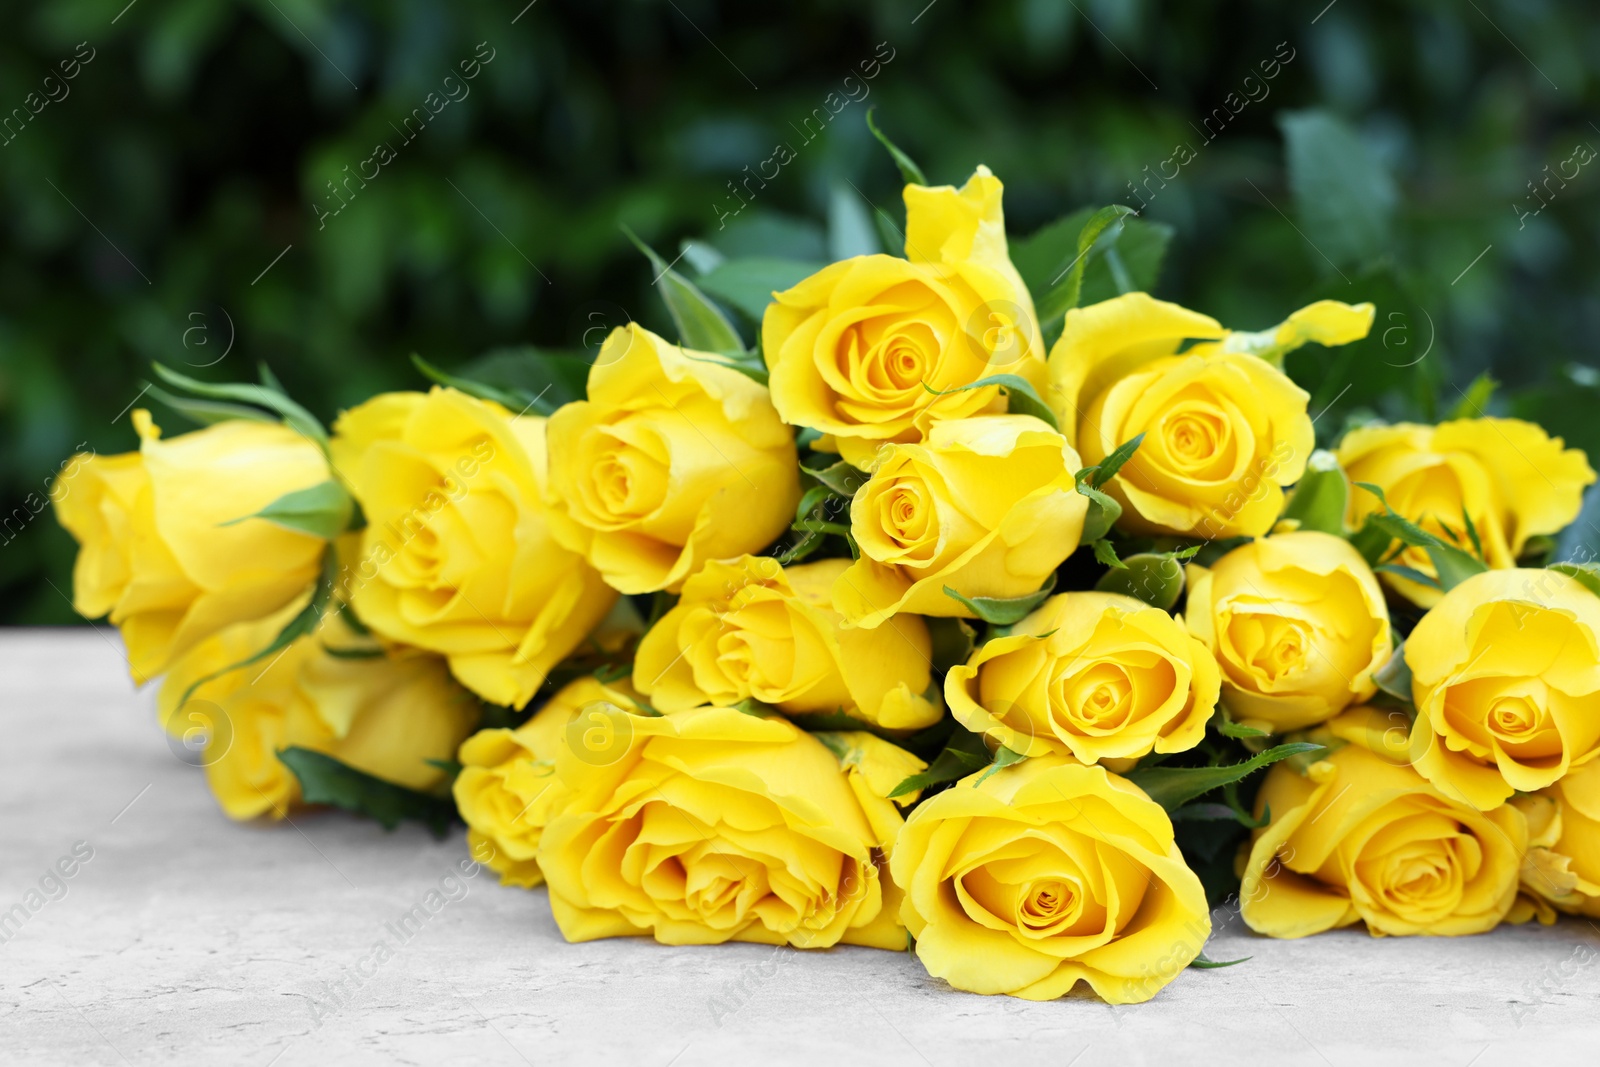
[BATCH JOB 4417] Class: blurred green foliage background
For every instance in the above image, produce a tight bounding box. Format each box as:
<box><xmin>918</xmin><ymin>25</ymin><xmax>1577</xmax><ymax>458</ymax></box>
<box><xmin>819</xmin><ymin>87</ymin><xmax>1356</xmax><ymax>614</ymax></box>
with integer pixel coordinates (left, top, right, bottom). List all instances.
<box><xmin>3</xmin><ymin>0</ymin><xmax>1597</xmax><ymax>623</ymax></box>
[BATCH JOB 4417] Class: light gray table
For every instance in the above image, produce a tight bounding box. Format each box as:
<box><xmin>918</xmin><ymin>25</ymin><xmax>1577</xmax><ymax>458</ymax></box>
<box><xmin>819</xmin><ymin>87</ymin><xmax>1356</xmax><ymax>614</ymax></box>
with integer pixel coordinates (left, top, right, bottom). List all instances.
<box><xmin>3</xmin><ymin>629</ymin><xmax>1596</xmax><ymax>1066</ymax></box>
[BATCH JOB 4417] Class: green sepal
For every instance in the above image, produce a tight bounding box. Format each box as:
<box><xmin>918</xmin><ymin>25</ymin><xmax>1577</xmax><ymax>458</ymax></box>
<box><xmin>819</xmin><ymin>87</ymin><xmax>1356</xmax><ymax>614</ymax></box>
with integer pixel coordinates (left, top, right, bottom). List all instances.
<box><xmin>144</xmin><ymin>383</ymin><xmax>278</xmax><ymax>428</ymax></box>
<box><xmin>864</xmin><ymin>107</ymin><xmax>927</xmax><ymax>187</ymax></box>
<box><xmin>1372</xmin><ymin>643</ymin><xmax>1415</xmax><ymax>705</ymax></box>
<box><xmin>411</xmin><ymin>353</ymin><xmax>540</xmax><ymax>413</ymax></box>
<box><xmin>152</xmin><ymin>362</ymin><xmax>328</xmax><ymax>452</ymax></box>
<box><xmin>622</xmin><ymin>225</ymin><xmax>744</xmax><ymax>355</ymax></box>
<box><xmin>220</xmin><ymin>479</ymin><xmax>354</xmax><ymax>541</ymax></box>
<box><xmin>942</xmin><ymin>573</ymin><xmax>1056</xmax><ymax>626</ymax></box>
<box><xmin>1094</xmin><ymin>549</ymin><xmax>1194</xmax><ymax>610</ymax></box>
<box><xmin>1280</xmin><ymin>450</ymin><xmax>1349</xmax><ymax>536</ymax></box>
<box><xmin>921</xmin><ymin>373</ymin><xmax>1059</xmax><ymax>431</ymax></box>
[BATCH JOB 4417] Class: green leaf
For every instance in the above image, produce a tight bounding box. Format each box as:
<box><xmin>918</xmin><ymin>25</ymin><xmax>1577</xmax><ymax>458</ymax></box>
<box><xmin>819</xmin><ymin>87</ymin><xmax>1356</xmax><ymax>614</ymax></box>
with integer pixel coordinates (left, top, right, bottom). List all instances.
<box><xmin>1280</xmin><ymin>450</ymin><xmax>1349</xmax><ymax>536</ymax></box>
<box><xmin>1551</xmin><ymin>561</ymin><xmax>1600</xmax><ymax>599</ymax></box>
<box><xmin>1013</xmin><ymin>209</ymin><xmax>1173</xmax><ymax>320</ymax></box>
<box><xmin>152</xmin><ymin>363</ymin><xmax>328</xmax><ymax>451</ymax></box>
<box><xmin>1169</xmin><ymin>803</ymin><xmax>1240</xmax><ymax>823</ymax></box>
<box><xmin>973</xmin><ymin>745</ymin><xmax>1028</xmax><ymax>786</ymax></box>
<box><xmin>1124</xmin><ymin>742</ymin><xmax>1325</xmax><ymax>811</ymax></box>
<box><xmin>1354</xmin><ymin>483</ymin><xmax>1489</xmax><ymax>591</ymax></box>
<box><xmin>942</xmin><ymin>574</ymin><xmax>1056</xmax><ymax>626</ymax></box>
<box><xmin>1373</xmin><ymin>644</ymin><xmax>1414</xmax><ymax>704</ymax></box>
<box><xmin>1085</xmin><ymin>433</ymin><xmax>1145</xmax><ymax>489</ymax></box>
<box><xmin>889</xmin><ymin>728</ymin><xmax>989</xmax><ymax>798</ymax></box>
<box><xmin>144</xmin><ymin>382</ymin><xmax>279</xmax><ymax>428</ymax></box>
<box><xmin>622</xmin><ymin>225</ymin><xmax>745</xmax><ymax>354</ymax></box>
<box><xmin>926</xmin><ymin>617</ymin><xmax>978</xmax><ymax>674</ymax></box>
<box><xmin>864</xmin><ymin>107</ymin><xmax>927</xmax><ymax>187</ymax></box>
<box><xmin>277</xmin><ymin>746</ymin><xmax>457</xmax><ymax>837</ymax></box>
<box><xmin>1279</xmin><ymin>109</ymin><xmax>1398</xmax><ymax>272</ymax></box>
<box><xmin>454</xmin><ymin>345</ymin><xmax>592</xmax><ymax>413</ymax></box>
<box><xmin>220</xmin><ymin>480</ymin><xmax>353</xmax><ymax>540</ymax></box>
<box><xmin>1191</xmin><ymin>954</ymin><xmax>1251</xmax><ymax>969</ymax></box>
<box><xmin>1035</xmin><ymin>205</ymin><xmax>1138</xmax><ymax>325</ymax></box>
<box><xmin>175</xmin><ymin>548</ymin><xmax>336</xmax><ymax>708</ymax></box>
<box><xmin>1450</xmin><ymin>373</ymin><xmax>1497</xmax><ymax>421</ymax></box>
<box><xmin>1094</xmin><ymin>550</ymin><xmax>1188</xmax><ymax>610</ymax></box>
<box><xmin>698</xmin><ymin>258</ymin><xmax>824</xmax><ymax>322</ymax></box>
<box><xmin>411</xmin><ymin>354</ymin><xmax>532</xmax><ymax>412</ymax></box>
<box><xmin>1091</xmin><ymin>538</ymin><xmax>1125</xmax><ymax>570</ymax></box>
<box><xmin>921</xmin><ymin>373</ymin><xmax>1059</xmax><ymax>431</ymax></box>
<box><xmin>1077</xmin><ymin>483</ymin><xmax>1123</xmax><ymax>543</ymax></box>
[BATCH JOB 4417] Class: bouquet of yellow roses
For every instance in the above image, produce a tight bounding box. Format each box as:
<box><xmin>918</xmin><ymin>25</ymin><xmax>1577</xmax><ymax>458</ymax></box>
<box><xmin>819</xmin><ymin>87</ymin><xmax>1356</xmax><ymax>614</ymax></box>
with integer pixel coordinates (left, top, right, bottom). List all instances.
<box><xmin>54</xmin><ymin>121</ymin><xmax>1600</xmax><ymax>1005</ymax></box>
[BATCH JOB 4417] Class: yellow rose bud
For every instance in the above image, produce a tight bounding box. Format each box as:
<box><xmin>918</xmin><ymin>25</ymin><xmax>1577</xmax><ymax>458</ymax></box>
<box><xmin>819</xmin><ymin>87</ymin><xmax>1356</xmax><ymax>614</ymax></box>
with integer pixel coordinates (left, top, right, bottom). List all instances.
<box><xmin>332</xmin><ymin>388</ymin><xmax>616</xmax><ymax>710</ymax></box>
<box><xmin>632</xmin><ymin>555</ymin><xmax>938</xmax><ymax>731</ymax></box>
<box><xmin>546</xmin><ymin>323</ymin><xmax>800</xmax><ymax>595</ymax></box>
<box><xmin>53</xmin><ymin>410</ymin><xmax>330</xmax><ymax>683</ymax></box>
<box><xmin>161</xmin><ymin>607</ymin><xmax>478</xmax><ymax>821</ymax></box>
<box><xmin>1185</xmin><ymin>531</ymin><xmax>1391</xmax><ymax>732</ymax></box>
<box><xmin>1048</xmin><ymin>294</ymin><xmax>1373</xmax><ymax>538</ymax></box>
<box><xmin>454</xmin><ymin>677</ymin><xmax>641</xmax><ymax>888</ymax></box>
<box><xmin>946</xmin><ymin>591</ymin><xmax>1218</xmax><ymax>763</ymax></box>
<box><xmin>1240</xmin><ymin>715</ymin><xmax>1526</xmax><ymax>937</ymax></box>
<box><xmin>1507</xmin><ymin>762</ymin><xmax>1600</xmax><ymax>919</ymax></box>
<box><xmin>892</xmin><ymin>757</ymin><xmax>1210</xmax><ymax>1003</ymax></box>
<box><xmin>762</xmin><ymin>166</ymin><xmax>1045</xmax><ymax>466</ymax></box>
<box><xmin>833</xmin><ymin>414</ymin><xmax>1088</xmax><ymax>628</ymax></box>
<box><xmin>539</xmin><ymin>705</ymin><xmax>907</xmax><ymax>950</ymax></box>
<box><xmin>1405</xmin><ymin>567</ymin><xmax>1600</xmax><ymax>810</ymax></box>
<box><xmin>1337</xmin><ymin>418</ymin><xmax>1594</xmax><ymax>607</ymax></box>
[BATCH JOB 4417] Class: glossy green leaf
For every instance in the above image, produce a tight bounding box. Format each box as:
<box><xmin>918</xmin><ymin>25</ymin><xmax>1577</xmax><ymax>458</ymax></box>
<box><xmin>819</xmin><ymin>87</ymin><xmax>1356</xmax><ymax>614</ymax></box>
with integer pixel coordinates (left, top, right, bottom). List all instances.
<box><xmin>698</xmin><ymin>258</ymin><xmax>824</xmax><ymax>322</ymax></box>
<box><xmin>220</xmin><ymin>479</ymin><xmax>353</xmax><ymax>540</ymax></box>
<box><xmin>277</xmin><ymin>746</ymin><xmax>457</xmax><ymax>836</ymax></box>
<box><xmin>922</xmin><ymin>373</ymin><xmax>1059</xmax><ymax>431</ymax></box>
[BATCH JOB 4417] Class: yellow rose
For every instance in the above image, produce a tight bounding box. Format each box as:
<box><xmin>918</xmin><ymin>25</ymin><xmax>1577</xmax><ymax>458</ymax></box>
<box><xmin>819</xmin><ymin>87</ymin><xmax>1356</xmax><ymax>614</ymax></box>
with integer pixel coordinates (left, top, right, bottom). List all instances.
<box><xmin>1337</xmin><ymin>418</ymin><xmax>1594</xmax><ymax>607</ymax></box>
<box><xmin>539</xmin><ymin>705</ymin><xmax>908</xmax><ymax>950</ymax></box>
<box><xmin>632</xmin><ymin>555</ymin><xmax>938</xmax><ymax>731</ymax></box>
<box><xmin>1508</xmin><ymin>761</ymin><xmax>1600</xmax><ymax>919</ymax></box>
<box><xmin>1048</xmin><ymin>294</ymin><xmax>1373</xmax><ymax>538</ymax></box>
<box><xmin>892</xmin><ymin>757</ymin><xmax>1210</xmax><ymax>1003</ymax></box>
<box><xmin>1240</xmin><ymin>709</ymin><xmax>1526</xmax><ymax>937</ymax></box>
<box><xmin>832</xmin><ymin>414</ymin><xmax>1088</xmax><ymax>628</ymax></box>
<box><xmin>546</xmin><ymin>323</ymin><xmax>800</xmax><ymax>594</ymax></box>
<box><xmin>1185</xmin><ymin>531</ymin><xmax>1391</xmax><ymax>732</ymax></box>
<box><xmin>762</xmin><ymin>166</ymin><xmax>1045</xmax><ymax>466</ymax></box>
<box><xmin>946</xmin><ymin>591</ymin><xmax>1218</xmax><ymax>763</ymax></box>
<box><xmin>161</xmin><ymin>607</ymin><xmax>478</xmax><ymax>821</ymax></box>
<box><xmin>53</xmin><ymin>410</ymin><xmax>329</xmax><ymax>683</ymax></box>
<box><xmin>331</xmin><ymin>387</ymin><xmax>616</xmax><ymax>709</ymax></box>
<box><xmin>1405</xmin><ymin>567</ymin><xmax>1600</xmax><ymax>810</ymax></box>
<box><xmin>454</xmin><ymin>677</ymin><xmax>641</xmax><ymax>888</ymax></box>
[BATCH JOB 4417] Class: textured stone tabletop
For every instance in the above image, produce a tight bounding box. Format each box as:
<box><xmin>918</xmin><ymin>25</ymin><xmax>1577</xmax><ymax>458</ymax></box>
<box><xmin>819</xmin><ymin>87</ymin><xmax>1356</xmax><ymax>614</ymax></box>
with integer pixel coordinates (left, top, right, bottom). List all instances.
<box><xmin>2</xmin><ymin>629</ymin><xmax>1597</xmax><ymax>1066</ymax></box>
